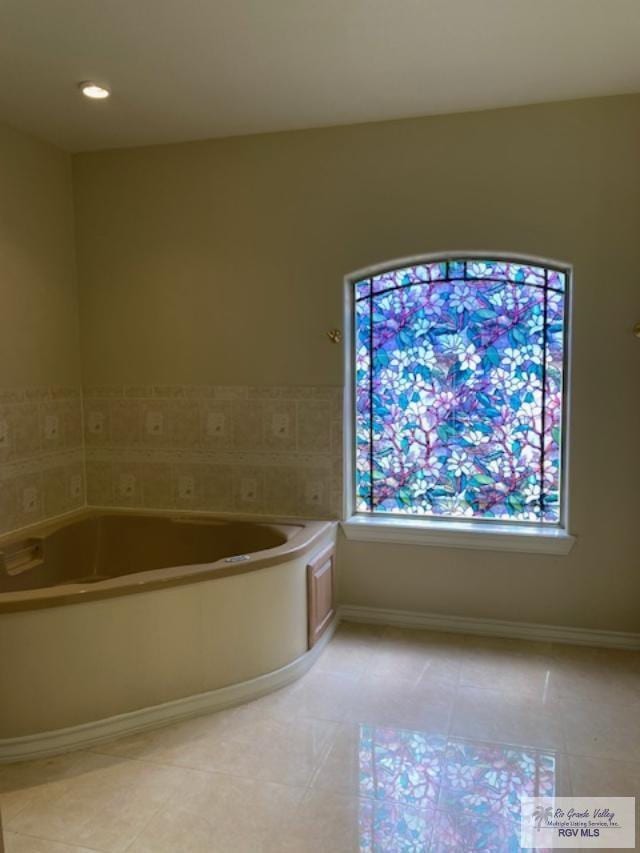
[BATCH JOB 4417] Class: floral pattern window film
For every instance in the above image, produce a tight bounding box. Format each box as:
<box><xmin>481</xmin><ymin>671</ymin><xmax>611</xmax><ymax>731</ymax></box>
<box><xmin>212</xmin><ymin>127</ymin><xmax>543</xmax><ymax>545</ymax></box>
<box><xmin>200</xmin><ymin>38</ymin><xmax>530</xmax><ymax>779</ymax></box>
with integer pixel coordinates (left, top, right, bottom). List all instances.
<box><xmin>354</xmin><ymin>258</ymin><xmax>567</xmax><ymax>523</ymax></box>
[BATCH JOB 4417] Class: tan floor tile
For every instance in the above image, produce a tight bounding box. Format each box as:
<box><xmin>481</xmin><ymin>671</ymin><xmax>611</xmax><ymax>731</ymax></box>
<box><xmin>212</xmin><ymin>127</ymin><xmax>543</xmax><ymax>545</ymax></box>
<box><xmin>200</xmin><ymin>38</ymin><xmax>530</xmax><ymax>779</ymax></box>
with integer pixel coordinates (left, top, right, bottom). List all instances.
<box><xmin>308</xmin><ymin>722</ymin><xmax>365</xmax><ymax>797</ymax></box>
<box><xmin>160</xmin><ymin>716</ymin><xmax>338</xmax><ymax>787</ymax></box>
<box><xmin>127</xmin><ymin>770</ymin><xmax>302</xmax><ymax>853</ymax></box>
<box><xmin>551</xmin><ymin>643</ymin><xmax>640</xmax><ymax>673</ymax></box>
<box><xmin>569</xmin><ymin>754</ymin><xmax>640</xmax><ymax>796</ymax></box>
<box><xmin>418</xmin><ymin>633</ymin><xmax>466</xmax><ymax>686</ymax></box>
<box><xmin>314</xmin><ymin>626</ymin><xmax>382</xmax><ymax>678</ymax></box>
<box><xmin>333</xmin><ymin>622</ymin><xmax>387</xmax><ymax>643</ymax></box>
<box><xmin>568</xmin><ymin>754</ymin><xmax>640</xmax><ymax>847</ymax></box>
<box><xmin>269</xmin><ymin>788</ymin><xmax>435</xmax><ymax>853</ymax></box>
<box><xmin>171</xmin><ymin>768</ymin><xmax>302</xmax><ymax>822</ymax></box>
<box><xmin>339</xmin><ymin>670</ymin><xmax>455</xmax><ymax>734</ymax></box>
<box><xmin>260</xmin><ymin>669</ymin><xmax>362</xmax><ymax>723</ymax></box>
<box><xmin>366</xmin><ymin>645</ymin><xmax>430</xmax><ymax>682</ymax></box>
<box><xmin>450</xmin><ymin>685</ymin><xmax>566</xmax><ymax>751</ymax></box>
<box><xmin>374</xmin><ymin>627</ymin><xmax>450</xmax><ymax>675</ymax></box>
<box><xmin>547</xmin><ymin>643</ymin><xmax>640</xmax><ymax>707</ymax></box>
<box><xmin>6</xmin><ymin>753</ymin><xmax>189</xmax><ymax>853</ymax></box>
<box><xmin>458</xmin><ymin>635</ymin><xmax>554</xmax><ymax>699</ymax></box>
<box><xmin>340</xmin><ymin>673</ymin><xmax>422</xmax><ymax>728</ymax></box>
<box><xmin>560</xmin><ymin>695</ymin><xmax>640</xmax><ymax>761</ymax></box>
<box><xmin>124</xmin><ymin>809</ymin><xmax>227</xmax><ymax>853</ymax></box>
<box><xmin>265</xmin><ymin>789</ymin><xmax>363</xmax><ymax>853</ymax></box>
<box><xmin>463</xmin><ymin>635</ymin><xmax>553</xmax><ymax>656</ymax></box>
<box><xmin>365</xmin><ymin>626</ymin><xmax>463</xmax><ymax>684</ymax></box>
<box><xmin>394</xmin><ymin>673</ymin><xmax>457</xmax><ymax>733</ymax></box>
<box><xmin>0</xmin><ymin>752</ymin><xmax>91</xmax><ymax>824</ymax></box>
<box><xmin>364</xmin><ymin>626</ymin><xmax>463</xmax><ymax>665</ymax></box>
<box><xmin>314</xmin><ymin>642</ymin><xmax>379</xmax><ymax>677</ymax></box>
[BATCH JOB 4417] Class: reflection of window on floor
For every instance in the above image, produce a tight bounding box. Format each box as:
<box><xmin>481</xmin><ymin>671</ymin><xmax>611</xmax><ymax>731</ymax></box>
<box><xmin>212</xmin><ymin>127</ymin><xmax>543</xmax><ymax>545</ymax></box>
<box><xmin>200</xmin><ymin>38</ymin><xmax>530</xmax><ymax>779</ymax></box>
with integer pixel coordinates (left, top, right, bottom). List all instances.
<box><xmin>351</xmin><ymin>257</ymin><xmax>569</xmax><ymax>526</ymax></box>
<box><xmin>357</xmin><ymin>725</ymin><xmax>557</xmax><ymax>848</ymax></box>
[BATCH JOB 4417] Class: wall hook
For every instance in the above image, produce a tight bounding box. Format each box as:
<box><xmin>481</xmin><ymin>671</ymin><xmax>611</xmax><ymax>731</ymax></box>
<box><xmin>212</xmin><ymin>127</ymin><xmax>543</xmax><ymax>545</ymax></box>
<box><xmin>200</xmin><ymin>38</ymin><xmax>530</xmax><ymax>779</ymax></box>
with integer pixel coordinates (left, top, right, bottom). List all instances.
<box><xmin>634</xmin><ymin>322</ymin><xmax>640</xmax><ymax>339</ymax></box>
<box><xmin>327</xmin><ymin>328</ymin><xmax>342</xmax><ymax>344</ymax></box>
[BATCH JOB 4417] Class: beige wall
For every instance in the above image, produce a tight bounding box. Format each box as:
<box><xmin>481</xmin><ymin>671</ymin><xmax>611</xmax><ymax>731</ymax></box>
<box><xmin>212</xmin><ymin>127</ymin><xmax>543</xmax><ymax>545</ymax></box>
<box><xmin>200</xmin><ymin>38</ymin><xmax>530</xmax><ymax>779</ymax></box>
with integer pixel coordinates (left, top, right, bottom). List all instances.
<box><xmin>0</xmin><ymin>122</ymin><xmax>84</xmax><ymax>531</ymax></box>
<box><xmin>69</xmin><ymin>95</ymin><xmax>639</xmax><ymax>632</ymax></box>
<box><xmin>0</xmin><ymin>121</ymin><xmax>80</xmax><ymax>388</ymax></box>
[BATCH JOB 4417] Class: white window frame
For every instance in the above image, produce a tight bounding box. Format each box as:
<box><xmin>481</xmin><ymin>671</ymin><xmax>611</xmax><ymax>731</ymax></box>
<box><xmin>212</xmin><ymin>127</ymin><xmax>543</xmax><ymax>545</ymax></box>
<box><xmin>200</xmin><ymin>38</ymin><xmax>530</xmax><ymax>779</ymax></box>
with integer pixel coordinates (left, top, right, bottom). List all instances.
<box><xmin>341</xmin><ymin>251</ymin><xmax>575</xmax><ymax>555</ymax></box>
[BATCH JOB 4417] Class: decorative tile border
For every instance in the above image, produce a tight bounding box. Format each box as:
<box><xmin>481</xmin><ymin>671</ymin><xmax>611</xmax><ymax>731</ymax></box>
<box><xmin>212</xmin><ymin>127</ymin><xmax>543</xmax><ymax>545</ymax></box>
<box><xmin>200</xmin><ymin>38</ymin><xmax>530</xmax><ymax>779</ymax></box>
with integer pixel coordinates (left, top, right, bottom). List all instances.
<box><xmin>84</xmin><ymin>448</ymin><xmax>336</xmax><ymax>467</ymax></box>
<box><xmin>83</xmin><ymin>385</ymin><xmax>342</xmax><ymax>401</ymax></box>
<box><xmin>85</xmin><ymin>457</ymin><xmax>337</xmax><ymax>517</ymax></box>
<box><xmin>83</xmin><ymin>385</ymin><xmax>343</xmax><ymax>519</ymax></box>
<box><xmin>0</xmin><ymin>448</ymin><xmax>84</xmax><ymax>481</ymax></box>
<box><xmin>82</xmin><ymin>386</ymin><xmax>342</xmax><ymax>454</ymax></box>
<box><xmin>0</xmin><ymin>384</ymin><xmax>344</xmax><ymax>533</ymax></box>
<box><xmin>0</xmin><ymin>386</ymin><xmax>81</xmax><ymax>404</ymax></box>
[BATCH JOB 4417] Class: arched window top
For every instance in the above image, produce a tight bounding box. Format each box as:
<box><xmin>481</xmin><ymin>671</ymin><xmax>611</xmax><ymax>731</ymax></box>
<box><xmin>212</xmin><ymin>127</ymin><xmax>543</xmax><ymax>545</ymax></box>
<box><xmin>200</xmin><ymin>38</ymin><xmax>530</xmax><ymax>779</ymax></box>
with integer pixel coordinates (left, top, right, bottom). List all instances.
<box><xmin>355</xmin><ymin>257</ymin><xmax>566</xmax><ymax>300</ymax></box>
<box><xmin>351</xmin><ymin>254</ymin><xmax>569</xmax><ymax>526</ymax></box>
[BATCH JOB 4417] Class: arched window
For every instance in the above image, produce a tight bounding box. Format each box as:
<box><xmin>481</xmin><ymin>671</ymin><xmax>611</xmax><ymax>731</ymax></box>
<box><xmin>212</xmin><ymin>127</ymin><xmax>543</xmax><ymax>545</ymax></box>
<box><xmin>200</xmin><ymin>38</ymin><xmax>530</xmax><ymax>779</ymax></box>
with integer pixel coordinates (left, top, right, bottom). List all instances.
<box><xmin>350</xmin><ymin>255</ymin><xmax>569</xmax><ymax>526</ymax></box>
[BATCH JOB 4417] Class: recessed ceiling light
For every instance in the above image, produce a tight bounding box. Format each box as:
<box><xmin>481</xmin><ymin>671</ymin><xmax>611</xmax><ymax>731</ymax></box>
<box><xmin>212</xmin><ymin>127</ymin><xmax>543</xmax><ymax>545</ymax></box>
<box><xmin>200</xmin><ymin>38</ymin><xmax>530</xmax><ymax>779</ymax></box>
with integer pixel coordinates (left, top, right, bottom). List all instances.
<box><xmin>79</xmin><ymin>81</ymin><xmax>110</xmax><ymax>100</ymax></box>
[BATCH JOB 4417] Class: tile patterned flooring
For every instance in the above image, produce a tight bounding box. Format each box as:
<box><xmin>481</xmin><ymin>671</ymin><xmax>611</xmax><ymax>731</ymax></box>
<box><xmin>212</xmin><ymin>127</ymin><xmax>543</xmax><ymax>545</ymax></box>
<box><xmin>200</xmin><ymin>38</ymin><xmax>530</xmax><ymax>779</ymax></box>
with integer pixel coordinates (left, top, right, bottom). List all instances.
<box><xmin>1</xmin><ymin>622</ymin><xmax>639</xmax><ymax>852</ymax></box>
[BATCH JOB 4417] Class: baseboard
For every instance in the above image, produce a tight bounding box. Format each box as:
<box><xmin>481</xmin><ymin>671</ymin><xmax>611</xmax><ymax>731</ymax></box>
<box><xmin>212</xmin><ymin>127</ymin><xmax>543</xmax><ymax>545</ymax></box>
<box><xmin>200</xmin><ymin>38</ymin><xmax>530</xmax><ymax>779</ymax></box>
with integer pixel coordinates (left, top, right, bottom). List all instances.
<box><xmin>338</xmin><ymin>605</ymin><xmax>640</xmax><ymax>650</ymax></box>
<box><xmin>0</xmin><ymin>618</ymin><xmax>337</xmax><ymax>764</ymax></box>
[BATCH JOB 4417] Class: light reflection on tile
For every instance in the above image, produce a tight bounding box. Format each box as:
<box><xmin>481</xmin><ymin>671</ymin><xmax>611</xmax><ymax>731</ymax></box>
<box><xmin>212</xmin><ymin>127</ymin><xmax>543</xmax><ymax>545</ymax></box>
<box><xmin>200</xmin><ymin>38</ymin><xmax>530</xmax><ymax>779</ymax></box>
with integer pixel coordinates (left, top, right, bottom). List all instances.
<box><xmin>429</xmin><ymin>808</ymin><xmax>526</xmax><ymax>853</ymax></box>
<box><xmin>358</xmin><ymin>727</ymin><xmax>445</xmax><ymax>808</ymax></box>
<box><xmin>353</xmin><ymin>726</ymin><xmax>558</xmax><ymax>850</ymax></box>
<box><xmin>439</xmin><ymin>740</ymin><xmax>556</xmax><ymax>824</ymax></box>
<box><xmin>359</xmin><ymin>798</ymin><xmax>435</xmax><ymax>852</ymax></box>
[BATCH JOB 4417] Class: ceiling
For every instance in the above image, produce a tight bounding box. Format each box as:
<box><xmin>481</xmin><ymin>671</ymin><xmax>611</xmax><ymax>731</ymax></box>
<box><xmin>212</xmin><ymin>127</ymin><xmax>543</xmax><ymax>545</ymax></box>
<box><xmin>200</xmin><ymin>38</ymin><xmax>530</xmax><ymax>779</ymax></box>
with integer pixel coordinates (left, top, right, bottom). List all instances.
<box><xmin>2</xmin><ymin>0</ymin><xmax>640</xmax><ymax>152</ymax></box>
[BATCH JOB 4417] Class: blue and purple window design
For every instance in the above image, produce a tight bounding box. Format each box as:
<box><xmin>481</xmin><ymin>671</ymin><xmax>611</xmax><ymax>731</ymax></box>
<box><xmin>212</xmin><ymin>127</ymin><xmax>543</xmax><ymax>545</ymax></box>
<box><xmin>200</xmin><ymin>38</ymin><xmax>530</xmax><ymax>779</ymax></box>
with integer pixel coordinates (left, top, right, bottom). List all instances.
<box><xmin>353</xmin><ymin>258</ymin><xmax>568</xmax><ymax>523</ymax></box>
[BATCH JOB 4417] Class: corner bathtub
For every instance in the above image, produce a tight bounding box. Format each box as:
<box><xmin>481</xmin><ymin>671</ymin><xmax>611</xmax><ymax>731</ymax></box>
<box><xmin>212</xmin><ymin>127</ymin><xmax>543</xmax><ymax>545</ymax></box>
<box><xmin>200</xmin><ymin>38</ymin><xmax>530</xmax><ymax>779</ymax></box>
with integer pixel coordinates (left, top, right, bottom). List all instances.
<box><xmin>0</xmin><ymin>510</ymin><xmax>336</xmax><ymax>760</ymax></box>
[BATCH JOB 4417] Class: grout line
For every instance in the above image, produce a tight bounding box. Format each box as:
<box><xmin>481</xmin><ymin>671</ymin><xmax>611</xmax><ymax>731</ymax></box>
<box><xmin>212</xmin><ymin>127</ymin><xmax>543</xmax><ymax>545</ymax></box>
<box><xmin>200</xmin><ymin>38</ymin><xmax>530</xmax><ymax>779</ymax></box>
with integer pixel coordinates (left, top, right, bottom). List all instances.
<box><xmin>120</xmin><ymin>800</ymin><xmax>167</xmax><ymax>853</ymax></box>
<box><xmin>3</xmin><ymin>829</ymin><xmax>104</xmax><ymax>853</ymax></box>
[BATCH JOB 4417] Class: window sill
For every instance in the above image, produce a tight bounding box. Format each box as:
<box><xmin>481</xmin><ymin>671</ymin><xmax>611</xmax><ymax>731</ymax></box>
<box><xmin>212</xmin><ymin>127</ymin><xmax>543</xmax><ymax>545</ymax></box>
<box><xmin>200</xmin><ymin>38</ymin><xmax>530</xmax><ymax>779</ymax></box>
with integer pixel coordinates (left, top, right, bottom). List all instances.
<box><xmin>341</xmin><ymin>515</ymin><xmax>576</xmax><ymax>555</ymax></box>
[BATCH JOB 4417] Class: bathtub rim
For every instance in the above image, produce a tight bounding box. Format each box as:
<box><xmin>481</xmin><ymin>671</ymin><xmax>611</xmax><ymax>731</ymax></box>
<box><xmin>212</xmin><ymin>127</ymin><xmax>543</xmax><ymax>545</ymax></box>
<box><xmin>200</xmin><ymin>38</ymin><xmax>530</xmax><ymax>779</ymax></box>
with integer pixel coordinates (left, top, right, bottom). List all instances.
<box><xmin>0</xmin><ymin>507</ymin><xmax>337</xmax><ymax>614</ymax></box>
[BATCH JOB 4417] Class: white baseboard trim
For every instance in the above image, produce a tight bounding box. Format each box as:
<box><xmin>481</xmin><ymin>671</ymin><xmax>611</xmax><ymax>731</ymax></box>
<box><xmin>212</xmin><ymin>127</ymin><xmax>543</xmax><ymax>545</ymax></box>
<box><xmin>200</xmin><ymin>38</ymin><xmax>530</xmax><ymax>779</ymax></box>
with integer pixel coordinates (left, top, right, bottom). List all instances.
<box><xmin>338</xmin><ymin>605</ymin><xmax>640</xmax><ymax>650</ymax></box>
<box><xmin>0</xmin><ymin>619</ymin><xmax>337</xmax><ymax>764</ymax></box>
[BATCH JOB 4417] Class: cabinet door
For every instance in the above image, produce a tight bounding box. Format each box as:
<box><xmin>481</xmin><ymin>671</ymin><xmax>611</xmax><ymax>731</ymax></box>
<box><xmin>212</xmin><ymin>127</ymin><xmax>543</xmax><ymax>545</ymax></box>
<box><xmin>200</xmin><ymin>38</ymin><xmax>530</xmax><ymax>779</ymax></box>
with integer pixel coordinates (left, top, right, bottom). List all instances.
<box><xmin>307</xmin><ymin>544</ymin><xmax>335</xmax><ymax>649</ymax></box>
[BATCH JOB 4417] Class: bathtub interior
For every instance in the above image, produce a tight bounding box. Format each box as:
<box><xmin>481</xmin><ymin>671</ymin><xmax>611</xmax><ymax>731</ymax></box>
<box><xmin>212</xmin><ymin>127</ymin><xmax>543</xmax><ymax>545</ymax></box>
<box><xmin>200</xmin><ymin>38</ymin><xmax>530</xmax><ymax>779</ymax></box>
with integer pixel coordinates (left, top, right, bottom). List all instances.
<box><xmin>0</xmin><ymin>514</ymin><xmax>297</xmax><ymax>594</ymax></box>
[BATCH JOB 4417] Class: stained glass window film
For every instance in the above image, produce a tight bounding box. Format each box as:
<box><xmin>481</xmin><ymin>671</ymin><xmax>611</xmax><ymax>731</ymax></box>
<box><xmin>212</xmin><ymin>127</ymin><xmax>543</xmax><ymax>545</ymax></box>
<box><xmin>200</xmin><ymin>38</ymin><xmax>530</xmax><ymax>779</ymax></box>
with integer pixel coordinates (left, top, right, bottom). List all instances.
<box><xmin>353</xmin><ymin>258</ymin><xmax>567</xmax><ymax>523</ymax></box>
